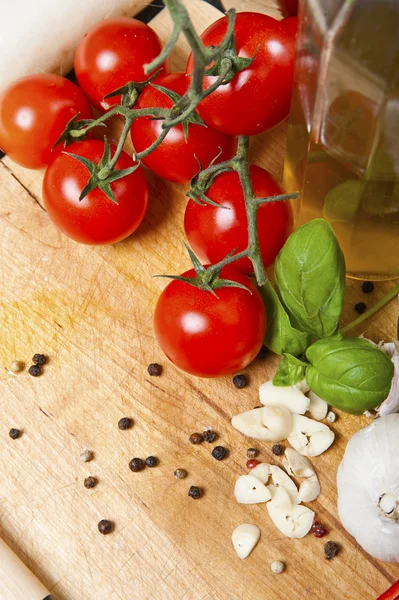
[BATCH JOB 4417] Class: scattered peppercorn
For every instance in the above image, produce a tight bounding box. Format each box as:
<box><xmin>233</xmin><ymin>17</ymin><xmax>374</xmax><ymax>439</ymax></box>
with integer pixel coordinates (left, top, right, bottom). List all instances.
<box><xmin>246</xmin><ymin>459</ymin><xmax>260</xmax><ymax>469</ymax></box>
<box><xmin>174</xmin><ymin>468</ymin><xmax>187</xmax><ymax>479</ymax></box>
<box><xmin>326</xmin><ymin>411</ymin><xmax>337</xmax><ymax>424</ymax></box>
<box><xmin>9</xmin><ymin>361</ymin><xmax>23</xmax><ymax>373</ymax></box>
<box><xmin>271</xmin><ymin>560</ymin><xmax>285</xmax><ymax>574</ymax></box>
<box><xmin>80</xmin><ymin>449</ymin><xmax>93</xmax><ymax>463</ymax></box>
<box><xmin>118</xmin><ymin>417</ymin><xmax>133</xmax><ymax>430</ymax></box>
<box><xmin>354</xmin><ymin>301</ymin><xmax>366</xmax><ymax>314</ymax></box>
<box><xmin>188</xmin><ymin>485</ymin><xmax>202</xmax><ymax>499</ymax></box>
<box><xmin>212</xmin><ymin>446</ymin><xmax>228</xmax><ymax>461</ymax></box>
<box><xmin>145</xmin><ymin>456</ymin><xmax>158</xmax><ymax>468</ymax></box>
<box><xmin>247</xmin><ymin>448</ymin><xmax>258</xmax><ymax>459</ymax></box>
<box><xmin>98</xmin><ymin>520</ymin><xmax>113</xmax><ymax>535</ymax></box>
<box><xmin>189</xmin><ymin>432</ymin><xmax>204</xmax><ymax>445</ymax></box>
<box><xmin>312</xmin><ymin>522</ymin><xmax>328</xmax><ymax>538</ymax></box>
<box><xmin>33</xmin><ymin>354</ymin><xmax>47</xmax><ymax>366</ymax></box>
<box><xmin>28</xmin><ymin>365</ymin><xmax>41</xmax><ymax>377</ymax></box>
<box><xmin>324</xmin><ymin>541</ymin><xmax>339</xmax><ymax>559</ymax></box>
<box><xmin>256</xmin><ymin>345</ymin><xmax>269</xmax><ymax>360</ymax></box>
<box><xmin>272</xmin><ymin>444</ymin><xmax>284</xmax><ymax>456</ymax></box>
<box><xmin>232</xmin><ymin>374</ymin><xmax>248</xmax><ymax>389</ymax></box>
<box><xmin>147</xmin><ymin>363</ymin><xmax>162</xmax><ymax>376</ymax></box>
<box><xmin>129</xmin><ymin>457</ymin><xmax>144</xmax><ymax>472</ymax></box>
<box><xmin>84</xmin><ymin>476</ymin><xmax>98</xmax><ymax>489</ymax></box>
<box><xmin>9</xmin><ymin>428</ymin><xmax>21</xmax><ymax>440</ymax></box>
<box><xmin>362</xmin><ymin>281</ymin><xmax>374</xmax><ymax>294</ymax></box>
<box><xmin>203</xmin><ymin>429</ymin><xmax>217</xmax><ymax>443</ymax></box>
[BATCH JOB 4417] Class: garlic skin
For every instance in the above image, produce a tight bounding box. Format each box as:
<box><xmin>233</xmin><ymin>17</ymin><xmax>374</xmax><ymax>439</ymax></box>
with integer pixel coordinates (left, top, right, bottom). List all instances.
<box><xmin>377</xmin><ymin>341</ymin><xmax>399</xmax><ymax>417</ymax></box>
<box><xmin>337</xmin><ymin>415</ymin><xmax>399</xmax><ymax>562</ymax></box>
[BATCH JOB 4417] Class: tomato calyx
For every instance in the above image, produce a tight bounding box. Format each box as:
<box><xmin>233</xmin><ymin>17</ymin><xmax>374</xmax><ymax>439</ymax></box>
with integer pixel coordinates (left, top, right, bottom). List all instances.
<box><xmin>203</xmin><ymin>35</ymin><xmax>258</xmax><ymax>85</ymax></box>
<box><xmin>158</xmin><ymin>243</ymin><xmax>251</xmax><ymax>295</ymax></box>
<box><xmin>52</xmin><ymin>112</ymin><xmax>102</xmax><ymax>150</ymax></box>
<box><xmin>187</xmin><ymin>148</ymin><xmax>234</xmax><ymax>206</ymax></box>
<box><xmin>103</xmin><ymin>68</ymin><xmax>163</xmax><ymax>109</ymax></box>
<box><xmin>64</xmin><ymin>137</ymin><xmax>140</xmax><ymax>203</ymax></box>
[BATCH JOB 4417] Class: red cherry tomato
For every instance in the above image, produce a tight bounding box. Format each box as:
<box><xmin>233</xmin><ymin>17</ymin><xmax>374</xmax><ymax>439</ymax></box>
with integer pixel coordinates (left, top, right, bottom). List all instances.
<box><xmin>130</xmin><ymin>72</ymin><xmax>236</xmax><ymax>183</ymax></box>
<box><xmin>74</xmin><ymin>18</ymin><xmax>167</xmax><ymax>111</ymax></box>
<box><xmin>154</xmin><ymin>265</ymin><xmax>267</xmax><ymax>377</ymax></box>
<box><xmin>186</xmin><ymin>13</ymin><xmax>296</xmax><ymax>136</ymax></box>
<box><xmin>42</xmin><ymin>139</ymin><xmax>148</xmax><ymax>245</ymax></box>
<box><xmin>184</xmin><ymin>165</ymin><xmax>293</xmax><ymax>274</ymax></box>
<box><xmin>0</xmin><ymin>74</ymin><xmax>92</xmax><ymax>169</ymax></box>
<box><xmin>281</xmin><ymin>16</ymin><xmax>298</xmax><ymax>39</ymax></box>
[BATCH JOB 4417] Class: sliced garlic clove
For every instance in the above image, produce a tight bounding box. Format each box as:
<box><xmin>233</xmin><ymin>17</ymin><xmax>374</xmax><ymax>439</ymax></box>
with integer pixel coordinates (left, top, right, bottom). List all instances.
<box><xmin>232</xmin><ymin>523</ymin><xmax>261</xmax><ymax>559</ymax></box>
<box><xmin>251</xmin><ymin>463</ymin><xmax>299</xmax><ymax>504</ymax></box>
<box><xmin>262</xmin><ymin>405</ymin><xmax>293</xmax><ymax>442</ymax></box>
<box><xmin>232</xmin><ymin>406</ymin><xmax>292</xmax><ymax>442</ymax></box>
<box><xmin>267</xmin><ymin>484</ymin><xmax>292</xmax><ymax>511</ymax></box>
<box><xmin>307</xmin><ymin>390</ymin><xmax>328</xmax><ymax>421</ymax></box>
<box><xmin>298</xmin><ymin>474</ymin><xmax>321</xmax><ymax>502</ymax></box>
<box><xmin>266</xmin><ymin>486</ymin><xmax>315</xmax><ymax>538</ymax></box>
<box><xmin>231</xmin><ymin>407</ymin><xmax>272</xmax><ymax>441</ymax></box>
<box><xmin>288</xmin><ymin>414</ymin><xmax>334</xmax><ymax>456</ymax></box>
<box><xmin>283</xmin><ymin>448</ymin><xmax>315</xmax><ymax>478</ymax></box>
<box><xmin>235</xmin><ymin>475</ymin><xmax>272</xmax><ymax>504</ymax></box>
<box><xmin>259</xmin><ymin>380</ymin><xmax>310</xmax><ymax>414</ymax></box>
<box><xmin>294</xmin><ymin>378</ymin><xmax>310</xmax><ymax>394</ymax></box>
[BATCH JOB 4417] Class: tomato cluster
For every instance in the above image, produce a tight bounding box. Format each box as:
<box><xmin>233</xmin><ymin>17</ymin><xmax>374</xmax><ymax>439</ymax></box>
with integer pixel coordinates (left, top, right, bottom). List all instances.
<box><xmin>0</xmin><ymin>10</ymin><xmax>297</xmax><ymax>377</ymax></box>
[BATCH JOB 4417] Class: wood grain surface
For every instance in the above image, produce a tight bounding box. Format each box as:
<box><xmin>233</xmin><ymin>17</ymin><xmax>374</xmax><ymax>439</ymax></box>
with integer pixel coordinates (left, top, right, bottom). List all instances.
<box><xmin>0</xmin><ymin>2</ymin><xmax>398</xmax><ymax>599</ymax></box>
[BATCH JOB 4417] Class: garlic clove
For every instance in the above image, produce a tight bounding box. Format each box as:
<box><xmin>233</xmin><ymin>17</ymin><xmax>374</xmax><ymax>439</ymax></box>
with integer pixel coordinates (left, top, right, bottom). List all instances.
<box><xmin>259</xmin><ymin>380</ymin><xmax>310</xmax><ymax>414</ymax></box>
<box><xmin>232</xmin><ymin>406</ymin><xmax>292</xmax><ymax>442</ymax></box>
<box><xmin>266</xmin><ymin>486</ymin><xmax>315</xmax><ymax>538</ymax></box>
<box><xmin>307</xmin><ymin>390</ymin><xmax>329</xmax><ymax>421</ymax></box>
<box><xmin>232</xmin><ymin>524</ymin><xmax>261</xmax><ymax>559</ymax></box>
<box><xmin>251</xmin><ymin>463</ymin><xmax>299</xmax><ymax>504</ymax></box>
<box><xmin>262</xmin><ymin>405</ymin><xmax>293</xmax><ymax>442</ymax></box>
<box><xmin>295</xmin><ymin>378</ymin><xmax>310</xmax><ymax>394</ymax></box>
<box><xmin>283</xmin><ymin>448</ymin><xmax>315</xmax><ymax>478</ymax></box>
<box><xmin>298</xmin><ymin>473</ymin><xmax>321</xmax><ymax>502</ymax></box>
<box><xmin>235</xmin><ymin>475</ymin><xmax>272</xmax><ymax>504</ymax></box>
<box><xmin>288</xmin><ymin>414</ymin><xmax>334</xmax><ymax>456</ymax></box>
<box><xmin>267</xmin><ymin>483</ymin><xmax>292</xmax><ymax>511</ymax></box>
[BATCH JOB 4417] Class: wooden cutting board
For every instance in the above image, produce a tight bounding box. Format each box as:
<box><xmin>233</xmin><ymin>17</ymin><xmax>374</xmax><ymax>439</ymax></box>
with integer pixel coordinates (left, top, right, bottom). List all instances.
<box><xmin>0</xmin><ymin>1</ymin><xmax>398</xmax><ymax>599</ymax></box>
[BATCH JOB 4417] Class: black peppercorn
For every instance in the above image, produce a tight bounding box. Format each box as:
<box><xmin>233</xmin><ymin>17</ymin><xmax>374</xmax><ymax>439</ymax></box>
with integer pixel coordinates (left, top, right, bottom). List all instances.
<box><xmin>145</xmin><ymin>456</ymin><xmax>158</xmax><ymax>468</ymax></box>
<box><xmin>118</xmin><ymin>417</ymin><xmax>133</xmax><ymax>430</ymax></box>
<box><xmin>233</xmin><ymin>374</ymin><xmax>248</xmax><ymax>389</ymax></box>
<box><xmin>147</xmin><ymin>363</ymin><xmax>162</xmax><ymax>376</ymax></box>
<box><xmin>129</xmin><ymin>457</ymin><xmax>144</xmax><ymax>472</ymax></box>
<box><xmin>9</xmin><ymin>428</ymin><xmax>21</xmax><ymax>440</ymax></box>
<box><xmin>203</xmin><ymin>429</ymin><xmax>217</xmax><ymax>443</ymax></box>
<box><xmin>272</xmin><ymin>444</ymin><xmax>284</xmax><ymax>456</ymax></box>
<box><xmin>362</xmin><ymin>281</ymin><xmax>374</xmax><ymax>294</ymax></box>
<box><xmin>33</xmin><ymin>353</ymin><xmax>47</xmax><ymax>366</ymax></box>
<box><xmin>256</xmin><ymin>345</ymin><xmax>269</xmax><ymax>359</ymax></box>
<box><xmin>354</xmin><ymin>302</ymin><xmax>366</xmax><ymax>314</ymax></box>
<box><xmin>247</xmin><ymin>448</ymin><xmax>258</xmax><ymax>459</ymax></box>
<box><xmin>98</xmin><ymin>520</ymin><xmax>113</xmax><ymax>535</ymax></box>
<box><xmin>28</xmin><ymin>365</ymin><xmax>41</xmax><ymax>377</ymax></box>
<box><xmin>84</xmin><ymin>476</ymin><xmax>98</xmax><ymax>489</ymax></box>
<box><xmin>212</xmin><ymin>446</ymin><xmax>228</xmax><ymax>461</ymax></box>
<box><xmin>324</xmin><ymin>541</ymin><xmax>339</xmax><ymax>559</ymax></box>
<box><xmin>189</xmin><ymin>432</ymin><xmax>204</xmax><ymax>445</ymax></box>
<box><xmin>188</xmin><ymin>485</ymin><xmax>202</xmax><ymax>499</ymax></box>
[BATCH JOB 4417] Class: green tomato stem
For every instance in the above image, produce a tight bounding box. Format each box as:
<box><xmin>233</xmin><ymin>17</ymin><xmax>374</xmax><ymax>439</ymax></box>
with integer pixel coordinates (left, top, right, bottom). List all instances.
<box><xmin>341</xmin><ymin>282</ymin><xmax>399</xmax><ymax>334</ymax></box>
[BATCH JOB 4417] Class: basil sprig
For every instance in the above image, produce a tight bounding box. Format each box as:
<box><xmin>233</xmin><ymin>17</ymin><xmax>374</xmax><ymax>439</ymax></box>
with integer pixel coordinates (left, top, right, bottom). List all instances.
<box><xmin>264</xmin><ymin>219</ymin><xmax>394</xmax><ymax>414</ymax></box>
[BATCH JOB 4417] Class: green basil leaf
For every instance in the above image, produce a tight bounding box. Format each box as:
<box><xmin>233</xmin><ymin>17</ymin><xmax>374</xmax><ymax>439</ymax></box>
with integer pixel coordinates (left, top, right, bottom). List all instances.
<box><xmin>259</xmin><ymin>279</ymin><xmax>311</xmax><ymax>357</ymax></box>
<box><xmin>305</xmin><ymin>337</ymin><xmax>394</xmax><ymax>415</ymax></box>
<box><xmin>273</xmin><ymin>353</ymin><xmax>308</xmax><ymax>387</ymax></box>
<box><xmin>323</xmin><ymin>180</ymin><xmax>363</xmax><ymax>222</ymax></box>
<box><xmin>274</xmin><ymin>218</ymin><xmax>346</xmax><ymax>339</ymax></box>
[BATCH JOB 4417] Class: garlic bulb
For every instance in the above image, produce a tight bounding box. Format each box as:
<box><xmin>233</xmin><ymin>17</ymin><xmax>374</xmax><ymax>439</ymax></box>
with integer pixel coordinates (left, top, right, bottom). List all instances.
<box><xmin>377</xmin><ymin>341</ymin><xmax>399</xmax><ymax>416</ymax></box>
<box><xmin>337</xmin><ymin>414</ymin><xmax>399</xmax><ymax>562</ymax></box>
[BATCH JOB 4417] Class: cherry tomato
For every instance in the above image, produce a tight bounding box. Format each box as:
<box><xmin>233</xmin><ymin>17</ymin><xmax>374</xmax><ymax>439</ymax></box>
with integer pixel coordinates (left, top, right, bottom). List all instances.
<box><xmin>74</xmin><ymin>18</ymin><xmax>168</xmax><ymax>111</ymax></box>
<box><xmin>42</xmin><ymin>140</ymin><xmax>148</xmax><ymax>245</ymax></box>
<box><xmin>154</xmin><ymin>265</ymin><xmax>267</xmax><ymax>377</ymax></box>
<box><xmin>130</xmin><ymin>72</ymin><xmax>236</xmax><ymax>183</ymax></box>
<box><xmin>276</xmin><ymin>0</ymin><xmax>298</xmax><ymax>17</ymax></box>
<box><xmin>0</xmin><ymin>74</ymin><xmax>92</xmax><ymax>169</ymax></box>
<box><xmin>186</xmin><ymin>13</ymin><xmax>296</xmax><ymax>136</ymax></box>
<box><xmin>281</xmin><ymin>16</ymin><xmax>298</xmax><ymax>38</ymax></box>
<box><xmin>184</xmin><ymin>165</ymin><xmax>293</xmax><ymax>274</ymax></box>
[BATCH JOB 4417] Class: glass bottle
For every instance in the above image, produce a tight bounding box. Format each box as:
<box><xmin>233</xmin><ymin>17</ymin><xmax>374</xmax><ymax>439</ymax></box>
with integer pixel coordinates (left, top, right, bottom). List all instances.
<box><xmin>283</xmin><ymin>0</ymin><xmax>399</xmax><ymax>280</ymax></box>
